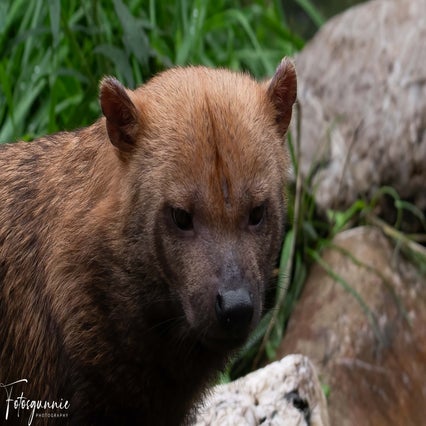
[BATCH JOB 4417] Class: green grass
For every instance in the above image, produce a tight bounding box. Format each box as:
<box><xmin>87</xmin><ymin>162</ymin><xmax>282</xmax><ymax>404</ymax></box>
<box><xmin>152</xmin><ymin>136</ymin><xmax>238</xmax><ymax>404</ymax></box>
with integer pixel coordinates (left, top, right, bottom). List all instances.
<box><xmin>0</xmin><ymin>0</ymin><xmax>306</xmax><ymax>142</ymax></box>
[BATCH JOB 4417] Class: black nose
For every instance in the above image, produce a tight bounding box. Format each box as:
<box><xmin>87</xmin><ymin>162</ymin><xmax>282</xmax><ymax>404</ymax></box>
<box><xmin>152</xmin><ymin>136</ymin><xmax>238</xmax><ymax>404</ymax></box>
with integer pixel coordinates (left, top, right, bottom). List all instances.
<box><xmin>215</xmin><ymin>289</ymin><xmax>254</xmax><ymax>336</ymax></box>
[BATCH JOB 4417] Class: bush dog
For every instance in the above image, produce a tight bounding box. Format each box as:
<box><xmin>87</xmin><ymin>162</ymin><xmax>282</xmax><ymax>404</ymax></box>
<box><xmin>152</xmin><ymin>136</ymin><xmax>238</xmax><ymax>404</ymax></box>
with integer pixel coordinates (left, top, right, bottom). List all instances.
<box><xmin>0</xmin><ymin>58</ymin><xmax>297</xmax><ymax>425</ymax></box>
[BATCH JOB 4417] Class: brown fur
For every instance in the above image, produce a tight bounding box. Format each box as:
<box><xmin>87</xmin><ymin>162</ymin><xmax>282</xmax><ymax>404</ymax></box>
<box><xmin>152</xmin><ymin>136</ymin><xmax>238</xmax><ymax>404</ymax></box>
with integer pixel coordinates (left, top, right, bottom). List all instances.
<box><xmin>0</xmin><ymin>59</ymin><xmax>296</xmax><ymax>425</ymax></box>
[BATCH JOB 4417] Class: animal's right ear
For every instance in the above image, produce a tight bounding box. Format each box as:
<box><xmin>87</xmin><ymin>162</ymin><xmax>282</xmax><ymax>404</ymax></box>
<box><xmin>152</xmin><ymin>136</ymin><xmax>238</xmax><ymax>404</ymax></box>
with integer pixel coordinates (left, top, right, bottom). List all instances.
<box><xmin>100</xmin><ymin>77</ymin><xmax>140</xmax><ymax>153</ymax></box>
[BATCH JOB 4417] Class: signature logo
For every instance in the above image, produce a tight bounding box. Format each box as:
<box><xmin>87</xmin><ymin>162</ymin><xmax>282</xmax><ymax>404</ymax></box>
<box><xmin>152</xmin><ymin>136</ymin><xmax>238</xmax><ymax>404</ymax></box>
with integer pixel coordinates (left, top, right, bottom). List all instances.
<box><xmin>0</xmin><ymin>379</ymin><xmax>70</xmax><ymax>425</ymax></box>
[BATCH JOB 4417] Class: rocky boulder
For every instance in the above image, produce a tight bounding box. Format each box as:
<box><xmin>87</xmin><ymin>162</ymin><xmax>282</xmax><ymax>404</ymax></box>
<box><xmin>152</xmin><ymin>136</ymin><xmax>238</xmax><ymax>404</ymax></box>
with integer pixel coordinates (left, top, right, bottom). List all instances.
<box><xmin>294</xmin><ymin>0</ymin><xmax>426</xmax><ymax>211</ymax></box>
<box><xmin>195</xmin><ymin>354</ymin><xmax>329</xmax><ymax>426</ymax></box>
<box><xmin>277</xmin><ymin>227</ymin><xmax>426</xmax><ymax>425</ymax></box>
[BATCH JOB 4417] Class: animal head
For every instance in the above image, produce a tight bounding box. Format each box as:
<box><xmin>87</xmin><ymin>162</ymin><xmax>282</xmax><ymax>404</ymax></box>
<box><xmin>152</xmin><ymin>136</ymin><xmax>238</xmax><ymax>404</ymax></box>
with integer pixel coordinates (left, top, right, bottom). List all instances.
<box><xmin>100</xmin><ymin>59</ymin><xmax>297</xmax><ymax>352</ymax></box>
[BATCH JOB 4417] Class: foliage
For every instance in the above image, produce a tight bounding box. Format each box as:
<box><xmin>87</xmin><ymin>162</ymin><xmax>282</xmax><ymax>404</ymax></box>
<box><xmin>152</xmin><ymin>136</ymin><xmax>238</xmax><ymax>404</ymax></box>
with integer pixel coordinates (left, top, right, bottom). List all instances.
<box><xmin>0</xmin><ymin>0</ymin><xmax>306</xmax><ymax>142</ymax></box>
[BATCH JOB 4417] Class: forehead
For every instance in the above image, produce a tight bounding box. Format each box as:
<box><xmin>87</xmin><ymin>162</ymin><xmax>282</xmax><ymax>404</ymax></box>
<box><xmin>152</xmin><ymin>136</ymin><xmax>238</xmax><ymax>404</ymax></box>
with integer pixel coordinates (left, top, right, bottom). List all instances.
<box><xmin>139</xmin><ymin>67</ymin><xmax>286</xmax><ymax>212</ymax></box>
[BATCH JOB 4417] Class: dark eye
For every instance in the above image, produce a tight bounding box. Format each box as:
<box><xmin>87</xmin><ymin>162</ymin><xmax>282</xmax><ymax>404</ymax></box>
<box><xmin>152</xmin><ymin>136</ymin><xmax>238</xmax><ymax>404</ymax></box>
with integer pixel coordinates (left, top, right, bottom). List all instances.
<box><xmin>171</xmin><ymin>208</ymin><xmax>193</xmax><ymax>231</ymax></box>
<box><xmin>249</xmin><ymin>204</ymin><xmax>265</xmax><ymax>227</ymax></box>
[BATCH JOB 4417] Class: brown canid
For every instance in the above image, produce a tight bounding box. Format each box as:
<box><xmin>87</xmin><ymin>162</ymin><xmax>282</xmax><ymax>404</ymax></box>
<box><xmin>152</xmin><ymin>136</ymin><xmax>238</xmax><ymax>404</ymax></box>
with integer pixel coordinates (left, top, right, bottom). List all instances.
<box><xmin>0</xmin><ymin>59</ymin><xmax>296</xmax><ymax>425</ymax></box>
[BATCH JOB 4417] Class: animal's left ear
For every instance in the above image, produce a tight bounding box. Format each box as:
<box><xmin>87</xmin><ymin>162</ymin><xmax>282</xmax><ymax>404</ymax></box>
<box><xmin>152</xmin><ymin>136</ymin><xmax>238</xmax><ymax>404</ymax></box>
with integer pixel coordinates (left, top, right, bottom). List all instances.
<box><xmin>266</xmin><ymin>58</ymin><xmax>297</xmax><ymax>136</ymax></box>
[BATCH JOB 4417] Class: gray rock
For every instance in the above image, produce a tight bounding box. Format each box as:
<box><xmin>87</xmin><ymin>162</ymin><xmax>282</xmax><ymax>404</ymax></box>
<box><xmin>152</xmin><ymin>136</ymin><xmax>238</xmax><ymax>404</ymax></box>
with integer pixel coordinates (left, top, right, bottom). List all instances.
<box><xmin>294</xmin><ymin>0</ymin><xmax>426</xmax><ymax>210</ymax></box>
<box><xmin>195</xmin><ymin>354</ymin><xmax>329</xmax><ymax>426</ymax></box>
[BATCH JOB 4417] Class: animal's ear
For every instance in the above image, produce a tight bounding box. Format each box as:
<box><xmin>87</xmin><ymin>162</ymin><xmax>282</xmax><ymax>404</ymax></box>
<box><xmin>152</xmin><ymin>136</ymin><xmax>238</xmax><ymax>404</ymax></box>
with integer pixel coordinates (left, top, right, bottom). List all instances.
<box><xmin>100</xmin><ymin>77</ymin><xmax>140</xmax><ymax>153</ymax></box>
<box><xmin>266</xmin><ymin>58</ymin><xmax>297</xmax><ymax>136</ymax></box>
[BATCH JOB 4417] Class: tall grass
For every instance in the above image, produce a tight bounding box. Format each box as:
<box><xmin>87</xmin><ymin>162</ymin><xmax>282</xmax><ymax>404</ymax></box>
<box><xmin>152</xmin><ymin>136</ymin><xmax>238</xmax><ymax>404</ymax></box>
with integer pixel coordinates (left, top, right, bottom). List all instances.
<box><xmin>0</xmin><ymin>0</ymin><xmax>307</xmax><ymax>142</ymax></box>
